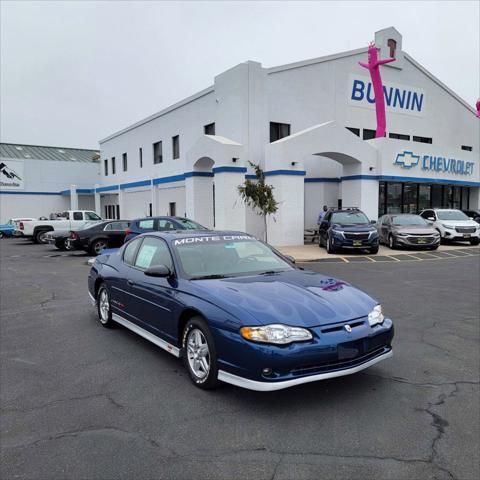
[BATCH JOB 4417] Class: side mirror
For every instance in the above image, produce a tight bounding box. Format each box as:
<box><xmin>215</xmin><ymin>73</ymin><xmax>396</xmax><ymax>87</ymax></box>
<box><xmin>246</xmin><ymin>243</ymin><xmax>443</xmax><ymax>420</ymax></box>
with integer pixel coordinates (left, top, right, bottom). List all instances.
<box><xmin>144</xmin><ymin>264</ymin><xmax>171</xmax><ymax>277</ymax></box>
<box><xmin>427</xmin><ymin>217</ymin><xmax>435</xmax><ymax>221</ymax></box>
<box><xmin>284</xmin><ymin>255</ymin><xmax>296</xmax><ymax>264</ymax></box>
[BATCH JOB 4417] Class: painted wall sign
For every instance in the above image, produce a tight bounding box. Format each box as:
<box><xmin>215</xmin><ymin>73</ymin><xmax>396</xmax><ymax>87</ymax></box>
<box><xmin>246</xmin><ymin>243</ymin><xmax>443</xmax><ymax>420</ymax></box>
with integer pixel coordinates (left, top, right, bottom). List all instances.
<box><xmin>394</xmin><ymin>151</ymin><xmax>474</xmax><ymax>175</ymax></box>
<box><xmin>349</xmin><ymin>75</ymin><xmax>426</xmax><ymax>117</ymax></box>
<box><xmin>0</xmin><ymin>159</ymin><xmax>24</xmax><ymax>189</ymax></box>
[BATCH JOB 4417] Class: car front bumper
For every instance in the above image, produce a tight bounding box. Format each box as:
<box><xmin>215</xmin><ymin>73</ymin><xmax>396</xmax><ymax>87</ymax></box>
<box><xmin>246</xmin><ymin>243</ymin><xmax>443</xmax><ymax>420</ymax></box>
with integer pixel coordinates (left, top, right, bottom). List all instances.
<box><xmin>332</xmin><ymin>236</ymin><xmax>379</xmax><ymax>250</ymax></box>
<box><xmin>214</xmin><ymin>318</ymin><xmax>394</xmax><ymax>391</ymax></box>
<box><xmin>442</xmin><ymin>228</ymin><xmax>479</xmax><ymax>241</ymax></box>
<box><xmin>395</xmin><ymin>235</ymin><xmax>440</xmax><ymax>247</ymax></box>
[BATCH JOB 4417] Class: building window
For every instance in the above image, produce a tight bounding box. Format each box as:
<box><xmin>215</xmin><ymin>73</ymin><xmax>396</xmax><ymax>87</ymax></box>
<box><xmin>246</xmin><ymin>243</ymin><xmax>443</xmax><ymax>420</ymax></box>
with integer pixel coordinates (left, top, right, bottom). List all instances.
<box><xmin>419</xmin><ymin>184</ymin><xmax>431</xmax><ymax>211</ymax></box>
<box><xmin>116</xmin><ymin>205</ymin><xmax>120</xmax><ymax>219</ymax></box>
<box><xmin>389</xmin><ymin>133</ymin><xmax>410</xmax><ymax>141</ymax></box>
<box><xmin>461</xmin><ymin>145</ymin><xmax>472</xmax><ymax>151</ymax></box>
<box><xmin>169</xmin><ymin>202</ymin><xmax>176</xmax><ymax>216</ymax></box>
<box><xmin>378</xmin><ymin>182</ymin><xmax>386</xmax><ymax>216</ymax></box>
<box><xmin>104</xmin><ymin>159</ymin><xmax>108</xmax><ymax>176</ymax></box>
<box><xmin>105</xmin><ymin>205</ymin><xmax>108</xmax><ymax>218</ymax></box>
<box><xmin>363</xmin><ymin>129</ymin><xmax>376</xmax><ymax>140</ymax></box>
<box><xmin>346</xmin><ymin>127</ymin><xmax>360</xmax><ymax>137</ymax></box>
<box><xmin>413</xmin><ymin>136</ymin><xmax>432</xmax><ymax>144</ymax></box>
<box><xmin>122</xmin><ymin>153</ymin><xmax>127</xmax><ymax>172</ymax></box>
<box><xmin>149</xmin><ymin>203</ymin><xmax>152</xmax><ymax>217</ymax></box>
<box><xmin>111</xmin><ymin>157</ymin><xmax>116</xmax><ymax>174</ymax></box>
<box><xmin>431</xmin><ymin>184</ymin><xmax>443</xmax><ymax>208</ymax></box>
<box><xmin>139</xmin><ymin>147</ymin><xmax>143</xmax><ymax>167</ymax></box>
<box><xmin>153</xmin><ymin>141</ymin><xmax>163</xmax><ymax>164</ymax></box>
<box><xmin>204</xmin><ymin>123</ymin><xmax>215</xmax><ymax>135</ymax></box>
<box><xmin>388</xmin><ymin>39</ymin><xmax>397</xmax><ymax>58</ymax></box>
<box><xmin>270</xmin><ymin>122</ymin><xmax>291</xmax><ymax>142</ymax></box>
<box><xmin>172</xmin><ymin>135</ymin><xmax>180</xmax><ymax>159</ymax></box>
<box><xmin>386</xmin><ymin>182</ymin><xmax>402</xmax><ymax>214</ymax></box>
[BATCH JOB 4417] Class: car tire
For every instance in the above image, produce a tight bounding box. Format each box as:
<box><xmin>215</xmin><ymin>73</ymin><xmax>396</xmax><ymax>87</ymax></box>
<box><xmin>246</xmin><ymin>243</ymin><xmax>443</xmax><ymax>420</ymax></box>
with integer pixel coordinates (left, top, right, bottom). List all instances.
<box><xmin>326</xmin><ymin>234</ymin><xmax>336</xmax><ymax>254</ymax></box>
<box><xmin>55</xmin><ymin>239</ymin><xmax>66</xmax><ymax>250</ymax></box>
<box><xmin>0</xmin><ymin>232</ymin><xmax>4</xmax><ymax>239</ymax></box>
<box><xmin>182</xmin><ymin>317</ymin><xmax>218</xmax><ymax>390</ymax></box>
<box><xmin>429</xmin><ymin>245</ymin><xmax>439</xmax><ymax>250</ymax></box>
<box><xmin>97</xmin><ymin>285</ymin><xmax>115</xmax><ymax>328</ymax></box>
<box><xmin>91</xmin><ymin>239</ymin><xmax>108</xmax><ymax>256</ymax></box>
<box><xmin>470</xmin><ymin>238</ymin><xmax>480</xmax><ymax>246</ymax></box>
<box><xmin>388</xmin><ymin>235</ymin><xmax>396</xmax><ymax>250</ymax></box>
<box><xmin>369</xmin><ymin>246</ymin><xmax>379</xmax><ymax>254</ymax></box>
<box><xmin>34</xmin><ymin>230</ymin><xmax>49</xmax><ymax>244</ymax></box>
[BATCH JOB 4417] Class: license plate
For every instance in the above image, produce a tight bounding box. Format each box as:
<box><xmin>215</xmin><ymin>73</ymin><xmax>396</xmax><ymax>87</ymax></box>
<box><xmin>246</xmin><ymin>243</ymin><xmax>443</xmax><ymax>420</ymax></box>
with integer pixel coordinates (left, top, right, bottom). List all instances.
<box><xmin>353</xmin><ymin>240</ymin><xmax>362</xmax><ymax>246</ymax></box>
<box><xmin>463</xmin><ymin>234</ymin><xmax>471</xmax><ymax>238</ymax></box>
<box><xmin>417</xmin><ymin>238</ymin><xmax>427</xmax><ymax>244</ymax></box>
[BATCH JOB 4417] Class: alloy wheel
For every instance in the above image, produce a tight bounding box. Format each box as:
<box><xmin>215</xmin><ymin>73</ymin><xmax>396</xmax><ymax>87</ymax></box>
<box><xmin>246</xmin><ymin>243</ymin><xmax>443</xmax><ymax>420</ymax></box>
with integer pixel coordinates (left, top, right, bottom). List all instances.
<box><xmin>186</xmin><ymin>328</ymin><xmax>210</xmax><ymax>379</ymax></box>
<box><xmin>94</xmin><ymin>241</ymin><xmax>107</xmax><ymax>255</ymax></box>
<box><xmin>99</xmin><ymin>289</ymin><xmax>110</xmax><ymax>324</ymax></box>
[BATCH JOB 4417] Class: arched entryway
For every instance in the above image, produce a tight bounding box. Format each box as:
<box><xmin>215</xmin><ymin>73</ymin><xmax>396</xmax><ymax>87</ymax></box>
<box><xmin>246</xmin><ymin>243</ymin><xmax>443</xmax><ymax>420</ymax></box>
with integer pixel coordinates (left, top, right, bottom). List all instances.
<box><xmin>264</xmin><ymin>121</ymin><xmax>378</xmax><ymax>245</ymax></box>
<box><xmin>186</xmin><ymin>156</ymin><xmax>215</xmax><ymax>228</ymax></box>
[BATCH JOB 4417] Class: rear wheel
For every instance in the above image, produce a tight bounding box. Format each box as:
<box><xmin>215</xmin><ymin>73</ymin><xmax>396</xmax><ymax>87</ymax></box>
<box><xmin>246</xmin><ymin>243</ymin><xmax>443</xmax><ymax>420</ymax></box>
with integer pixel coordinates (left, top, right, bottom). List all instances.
<box><xmin>97</xmin><ymin>285</ymin><xmax>115</xmax><ymax>328</ymax></box>
<box><xmin>34</xmin><ymin>230</ymin><xmax>49</xmax><ymax>244</ymax></box>
<box><xmin>182</xmin><ymin>317</ymin><xmax>218</xmax><ymax>389</ymax></box>
<box><xmin>91</xmin><ymin>239</ymin><xmax>108</xmax><ymax>255</ymax></box>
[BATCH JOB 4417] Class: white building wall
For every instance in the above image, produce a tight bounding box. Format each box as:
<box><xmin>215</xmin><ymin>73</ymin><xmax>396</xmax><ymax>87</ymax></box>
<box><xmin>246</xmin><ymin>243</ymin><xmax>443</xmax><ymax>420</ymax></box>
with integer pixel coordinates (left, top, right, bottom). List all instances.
<box><xmin>156</xmin><ymin>184</ymin><xmax>186</xmax><ymax>217</ymax></box>
<box><xmin>0</xmin><ymin>195</ymin><xmax>70</xmax><ymax>223</ymax></box>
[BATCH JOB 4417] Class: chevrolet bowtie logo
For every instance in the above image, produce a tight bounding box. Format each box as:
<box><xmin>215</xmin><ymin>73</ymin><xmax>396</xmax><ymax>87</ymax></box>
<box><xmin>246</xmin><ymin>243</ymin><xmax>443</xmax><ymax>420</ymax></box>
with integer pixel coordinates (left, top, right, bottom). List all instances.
<box><xmin>394</xmin><ymin>151</ymin><xmax>420</xmax><ymax>169</ymax></box>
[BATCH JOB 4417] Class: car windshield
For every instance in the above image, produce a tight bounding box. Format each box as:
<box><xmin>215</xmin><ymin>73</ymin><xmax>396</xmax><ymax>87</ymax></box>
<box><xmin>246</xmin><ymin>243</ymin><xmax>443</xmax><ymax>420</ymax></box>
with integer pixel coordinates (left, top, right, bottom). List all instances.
<box><xmin>436</xmin><ymin>210</ymin><xmax>469</xmax><ymax>220</ymax></box>
<box><xmin>331</xmin><ymin>211</ymin><xmax>370</xmax><ymax>225</ymax></box>
<box><xmin>392</xmin><ymin>215</ymin><xmax>427</xmax><ymax>226</ymax></box>
<box><xmin>176</xmin><ymin>218</ymin><xmax>207</xmax><ymax>230</ymax></box>
<box><xmin>173</xmin><ymin>235</ymin><xmax>293</xmax><ymax>279</ymax></box>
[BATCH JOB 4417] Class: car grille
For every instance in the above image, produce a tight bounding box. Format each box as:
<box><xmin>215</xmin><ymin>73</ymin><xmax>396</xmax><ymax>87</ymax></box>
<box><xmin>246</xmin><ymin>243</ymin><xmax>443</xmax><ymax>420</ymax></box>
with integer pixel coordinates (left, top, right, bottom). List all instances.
<box><xmin>406</xmin><ymin>236</ymin><xmax>435</xmax><ymax>244</ymax></box>
<box><xmin>344</xmin><ymin>233</ymin><xmax>370</xmax><ymax>240</ymax></box>
<box><xmin>455</xmin><ymin>227</ymin><xmax>476</xmax><ymax>233</ymax></box>
<box><xmin>291</xmin><ymin>346</ymin><xmax>390</xmax><ymax>377</ymax></box>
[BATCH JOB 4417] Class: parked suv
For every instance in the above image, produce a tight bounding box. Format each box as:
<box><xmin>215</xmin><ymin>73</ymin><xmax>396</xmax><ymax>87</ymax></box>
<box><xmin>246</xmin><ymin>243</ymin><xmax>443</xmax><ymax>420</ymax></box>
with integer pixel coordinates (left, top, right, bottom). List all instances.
<box><xmin>125</xmin><ymin>216</ymin><xmax>208</xmax><ymax>242</ymax></box>
<box><xmin>419</xmin><ymin>209</ymin><xmax>480</xmax><ymax>245</ymax></box>
<box><xmin>319</xmin><ymin>208</ymin><xmax>379</xmax><ymax>254</ymax></box>
<box><xmin>462</xmin><ymin>209</ymin><xmax>480</xmax><ymax>224</ymax></box>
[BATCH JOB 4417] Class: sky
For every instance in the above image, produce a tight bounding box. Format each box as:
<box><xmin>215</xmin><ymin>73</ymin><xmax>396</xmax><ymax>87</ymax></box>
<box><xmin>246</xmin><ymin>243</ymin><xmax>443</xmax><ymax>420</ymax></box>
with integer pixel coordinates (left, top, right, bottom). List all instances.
<box><xmin>1</xmin><ymin>0</ymin><xmax>478</xmax><ymax>149</ymax></box>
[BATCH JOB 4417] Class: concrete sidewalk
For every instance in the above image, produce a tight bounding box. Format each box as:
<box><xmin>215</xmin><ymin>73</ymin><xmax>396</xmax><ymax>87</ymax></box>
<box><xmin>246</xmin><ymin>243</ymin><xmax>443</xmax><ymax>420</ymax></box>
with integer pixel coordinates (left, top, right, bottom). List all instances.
<box><xmin>277</xmin><ymin>242</ymin><xmax>480</xmax><ymax>262</ymax></box>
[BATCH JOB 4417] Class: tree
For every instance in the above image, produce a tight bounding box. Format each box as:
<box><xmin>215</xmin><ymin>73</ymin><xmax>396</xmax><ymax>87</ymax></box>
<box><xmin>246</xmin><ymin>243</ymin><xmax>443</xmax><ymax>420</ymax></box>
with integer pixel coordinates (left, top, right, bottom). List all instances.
<box><xmin>237</xmin><ymin>162</ymin><xmax>278</xmax><ymax>242</ymax></box>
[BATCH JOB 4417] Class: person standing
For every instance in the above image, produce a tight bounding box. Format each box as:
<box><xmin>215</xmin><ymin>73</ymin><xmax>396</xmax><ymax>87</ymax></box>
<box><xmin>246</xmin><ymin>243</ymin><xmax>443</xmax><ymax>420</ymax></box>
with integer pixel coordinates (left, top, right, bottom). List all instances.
<box><xmin>317</xmin><ymin>205</ymin><xmax>328</xmax><ymax>225</ymax></box>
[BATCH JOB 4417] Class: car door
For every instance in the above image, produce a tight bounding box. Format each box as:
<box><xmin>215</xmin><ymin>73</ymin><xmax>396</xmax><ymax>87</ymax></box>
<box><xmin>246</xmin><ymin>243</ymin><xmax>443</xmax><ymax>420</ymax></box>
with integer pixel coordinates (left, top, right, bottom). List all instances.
<box><xmin>104</xmin><ymin>221</ymin><xmax>130</xmax><ymax>247</ymax></box>
<box><xmin>123</xmin><ymin>236</ymin><xmax>178</xmax><ymax>343</ymax></box>
<box><xmin>381</xmin><ymin>216</ymin><xmax>391</xmax><ymax>243</ymax></box>
<box><xmin>319</xmin><ymin>212</ymin><xmax>331</xmax><ymax>245</ymax></box>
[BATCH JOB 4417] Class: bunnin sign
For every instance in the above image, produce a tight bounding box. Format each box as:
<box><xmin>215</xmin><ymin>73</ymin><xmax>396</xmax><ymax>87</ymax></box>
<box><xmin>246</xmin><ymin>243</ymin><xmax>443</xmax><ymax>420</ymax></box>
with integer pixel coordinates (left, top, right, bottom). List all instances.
<box><xmin>394</xmin><ymin>151</ymin><xmax>475</xmax><ymax>176</ymax></box>
<box><xmin>0</xmin><ymin>159</ymin><xmax>25</xmax><ymax>189</ymax></box>
<box><xmin>348</xmin><ymin>75</ymin><xmax>426</xmax><ymax>117</ymax></box>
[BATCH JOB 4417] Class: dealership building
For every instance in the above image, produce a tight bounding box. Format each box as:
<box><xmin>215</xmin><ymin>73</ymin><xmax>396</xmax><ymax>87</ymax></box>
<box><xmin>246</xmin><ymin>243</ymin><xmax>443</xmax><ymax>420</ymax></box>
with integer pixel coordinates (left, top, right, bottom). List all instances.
<box><xmin>1</xmin><ymin>27</ymin><xmax>479</xmax><ymax>245</ymax></box>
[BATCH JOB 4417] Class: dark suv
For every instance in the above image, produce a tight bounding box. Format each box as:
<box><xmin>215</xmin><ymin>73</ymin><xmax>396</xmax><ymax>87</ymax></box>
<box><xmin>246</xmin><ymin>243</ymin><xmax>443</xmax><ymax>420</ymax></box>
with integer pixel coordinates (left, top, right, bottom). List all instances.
<box><xmin>319</xmin><ymin>208</ymin><xmax>379</xmax><ymax>254</ymax></box>
<box><xmin>125</xmin><ymin>216</ymin><xmax>208</xmax><ymax>242</ymax></box>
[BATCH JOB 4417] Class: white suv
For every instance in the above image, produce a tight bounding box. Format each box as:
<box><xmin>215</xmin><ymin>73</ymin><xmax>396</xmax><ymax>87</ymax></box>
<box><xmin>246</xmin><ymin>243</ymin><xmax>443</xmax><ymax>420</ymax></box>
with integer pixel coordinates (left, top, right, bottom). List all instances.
<box><xmin>419</xmin><ymin>209</ymin><xmax>480</xmax><ymax>245</ymax></box>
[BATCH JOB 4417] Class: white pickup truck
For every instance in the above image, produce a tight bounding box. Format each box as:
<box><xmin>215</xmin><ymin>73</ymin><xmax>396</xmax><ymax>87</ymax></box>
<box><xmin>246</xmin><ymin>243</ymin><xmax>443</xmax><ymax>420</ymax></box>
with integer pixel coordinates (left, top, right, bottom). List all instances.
<box><xmin>14</xmin><ymin>210</ymin><xmax>103</xmax><ymax>243</ymax></box>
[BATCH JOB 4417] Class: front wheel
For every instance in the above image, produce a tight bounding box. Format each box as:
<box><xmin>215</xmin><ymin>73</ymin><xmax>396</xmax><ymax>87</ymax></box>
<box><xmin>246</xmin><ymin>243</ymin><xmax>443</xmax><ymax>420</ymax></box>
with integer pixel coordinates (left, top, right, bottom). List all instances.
<box><xmin>369</xmin><ymin>246</ymin><xmax>379</xmax><ymax>254</ymax></box>
<box><xmin>182</xmin><ymin>317</ymin><xmax>218</xmax><ymax>389</ymax></box>
<box><xmin>97</xmin><ymin>285</ymin><xmax>115</xmax><ymax>328</ymax></box>
<box><xmin>55</xmin><ymin>239</ymin><xmax>66</xmax><ymax>250</ymax></box>
<box><xmin>388</xmin><ymin>235</ymin><xmax>396</xmax><ymax>250</ymax></box>
<box><xmin>326</xmin><ymin>235</ymin><xmax>336</xmax><ymax>254</ymax></box>
<box><xmin>470</xmin><ymin>238</ymin><xmax>480</xmax><ymax>246</ymax></box>
<box><xmin>91</xmin><ymin>239</ymin><xmax>108</xmax><ymax>255</ymax></box>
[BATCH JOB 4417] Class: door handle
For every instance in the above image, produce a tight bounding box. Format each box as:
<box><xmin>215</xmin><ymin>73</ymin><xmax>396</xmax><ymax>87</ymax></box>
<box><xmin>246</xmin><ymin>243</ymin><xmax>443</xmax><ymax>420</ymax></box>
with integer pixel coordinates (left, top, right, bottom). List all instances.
<box><xmin>127</xmin><ymin>280</ymin><xmax>135</xmax><ymax>286</ymax></box>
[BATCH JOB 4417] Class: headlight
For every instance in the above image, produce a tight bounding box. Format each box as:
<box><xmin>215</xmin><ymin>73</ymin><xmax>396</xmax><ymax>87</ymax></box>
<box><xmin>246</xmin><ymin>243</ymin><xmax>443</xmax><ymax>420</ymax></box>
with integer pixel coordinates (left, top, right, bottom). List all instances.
<box><xmin>396</xmin><ymin>232</ymin><xmax>408</xmax><ymax>237</ymax></box>
<box><xmin>240</xmin><ymin>324</ymin><xmax>313</xmax><ymax>344</ymax></box>
<box><xmin>368</xmin><ymin>305</ymin><xmax>384</xmax><ymax>326</ymax></box>
<box><xmin>331</xmin><ymin>229</ymin><xmax>344</xmax><ymax>238</ymax></box>
<box><xmin>442</xmin><ymin>224</ymin><xmax>455</xmax><ymax>229</ymax></box>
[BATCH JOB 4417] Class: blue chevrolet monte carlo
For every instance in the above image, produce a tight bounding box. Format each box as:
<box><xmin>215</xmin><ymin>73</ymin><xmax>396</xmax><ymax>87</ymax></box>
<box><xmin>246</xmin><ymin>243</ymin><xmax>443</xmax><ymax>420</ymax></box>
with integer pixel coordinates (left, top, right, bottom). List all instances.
<box><xmin>88</xmin><ymin>231</ymin><xmax>394</xmax><ymax>391</ymax></box>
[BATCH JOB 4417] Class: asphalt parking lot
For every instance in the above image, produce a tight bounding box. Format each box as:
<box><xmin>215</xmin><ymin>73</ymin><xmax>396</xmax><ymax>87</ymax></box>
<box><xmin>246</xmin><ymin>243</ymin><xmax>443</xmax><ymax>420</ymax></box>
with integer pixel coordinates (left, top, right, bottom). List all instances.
<box><xmin>1</xmin><ymin>240</ymin><xmax>479</xmax><ymax>480</ymax></box>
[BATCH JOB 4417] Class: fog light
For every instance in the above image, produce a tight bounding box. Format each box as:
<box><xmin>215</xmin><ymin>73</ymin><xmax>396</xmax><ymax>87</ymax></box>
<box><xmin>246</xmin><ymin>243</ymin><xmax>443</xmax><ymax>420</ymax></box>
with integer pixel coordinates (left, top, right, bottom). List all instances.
<box><xmin>445</xmin><ymin>231</ymin><xmax>451</xmax><ymax>236</ymax></box>
<box><xmin>262</xmin><ymin>368</ymin><xmax>273</xmax><ymax>376</ymax></box>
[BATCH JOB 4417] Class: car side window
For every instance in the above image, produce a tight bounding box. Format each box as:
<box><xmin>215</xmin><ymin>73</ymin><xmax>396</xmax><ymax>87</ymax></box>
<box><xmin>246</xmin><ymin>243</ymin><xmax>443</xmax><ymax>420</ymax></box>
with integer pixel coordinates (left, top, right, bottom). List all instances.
<box><xmin>85</xmin><ymin>212</ymin><xmax>101</xmax><ymax>221</ymax></box>
<box><xmin>139</xmin><ymin>219</ymin><xmax>154</xmax><ymax>229</ymax></box>
<box><xmin>105</xmin><ymin>222</ymin><xmax>127</xmax><ymax>231</ymax></box>
<box><xmin>123</xmin><ymin>238</ymin><xmax>142</xmax><ymax>266</ymax></box>
<box><xmin>158</xmin><ymin>219</ymin><xmax>176</xmax><ymax>231</ymax></box>
<box><xmin>134</xmin><ymin>237</ymin><xmax>173</xmax><ymax>271</ymax></box>
<box><xmin>73</xmin><ymin>212</ymin><xmax>83</xmax><ymax>220</ymax></box>
<box><xmin>103</xmin><ymin>223</ymin><xmax>113</xmax><ymax>231</ymax></box>
<box><xmin>420</xmin><ymin>210</ymin><xmax>431</xmax><ymax>219</ymax></box>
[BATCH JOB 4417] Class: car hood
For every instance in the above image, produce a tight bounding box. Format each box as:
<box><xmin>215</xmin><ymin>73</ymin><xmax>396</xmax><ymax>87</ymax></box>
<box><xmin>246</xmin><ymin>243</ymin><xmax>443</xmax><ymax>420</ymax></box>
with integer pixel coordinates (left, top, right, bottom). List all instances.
<box><xmin>392</xmin><ymin>225</ymin><xmax>437</xmax><ymax>235</ymax></box>
<box><xmin>437</xmin><ymin>220</ymin><xmax>478</xmax><ymax>227</ymax></box>
<box><xmin>191</xmin><ymin>270</ymin><xmax>377</xmax><ymax>327</ymax></box>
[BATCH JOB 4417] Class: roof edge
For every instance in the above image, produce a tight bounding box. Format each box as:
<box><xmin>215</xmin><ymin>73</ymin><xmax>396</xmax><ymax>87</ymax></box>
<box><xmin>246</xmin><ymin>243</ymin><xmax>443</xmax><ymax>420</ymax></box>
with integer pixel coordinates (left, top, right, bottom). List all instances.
<box><xmin>0</xmin><ymin>142</ymin><xmax>99</xmax><ymax>152</ymax></box>
<box><xmin>266</xmin><ymin>47</ymin><xmax>368</xmax><ymax>74</ymax></box>
<box><xmin>403</xmin><ymin>52</ymin><xmax>476</xmax><ymax>115</ymax></box>
<box><xmin>99</xmin><ymin>85</ymin><xmax>215</xmax><ymax>144</ymax></box>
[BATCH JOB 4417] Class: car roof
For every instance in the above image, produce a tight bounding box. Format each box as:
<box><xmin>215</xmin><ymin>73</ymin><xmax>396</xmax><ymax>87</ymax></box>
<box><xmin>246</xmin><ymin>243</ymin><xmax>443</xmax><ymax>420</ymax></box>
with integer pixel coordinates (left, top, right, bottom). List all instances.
<box><xmin>137</xmin><ymin>230</ymin><xmax>252</xmax><ymax>240</ymax></box>
<box><xmin>132</xmin><ymin>216</ymin><xmax>192</xmax><ymax>222</ymax></box>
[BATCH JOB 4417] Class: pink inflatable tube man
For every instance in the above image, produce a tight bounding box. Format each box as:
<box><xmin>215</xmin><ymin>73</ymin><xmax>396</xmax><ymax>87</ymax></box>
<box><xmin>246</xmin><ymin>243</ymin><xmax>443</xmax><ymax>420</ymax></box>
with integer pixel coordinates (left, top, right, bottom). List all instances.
<box><xmin>476</xmin><ymin>99</ymin><xmax>480</xmax><ymax>118</ymax></box>
<box><xmin>359</xmin><ymin>43</ymin><xmax>396</xmax><ymax>138</ymax></box>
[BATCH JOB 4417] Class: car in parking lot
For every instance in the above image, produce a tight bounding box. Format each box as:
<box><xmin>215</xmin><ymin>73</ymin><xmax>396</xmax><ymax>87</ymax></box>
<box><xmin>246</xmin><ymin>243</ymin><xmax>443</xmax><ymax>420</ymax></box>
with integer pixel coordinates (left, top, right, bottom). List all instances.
<box><xmin>70</xmin><ymin>220</ymin><xmax>131</xmax><ymax>255</ymax></box>
<box><xmin>377</xmin><ymin>214</ymin><xmax>440</xmax><ymax>249</ymax></box>
<box><xmin>0</xmin><ymin>218</ymin><xmax>36</xmax><ymax>238</ymax></box>
<box><xmin>88</xmin><ymin>231</ymin><xmax>394</xmax><ymax>391</ymax></box>
<box><xmin>419</xmin><ymin>208</ymin><xmax>480</xmax><ymax>245</ymax></box>
<box><xmin>462</xmin><ymin>209</ymin><xmax>480</xmax><ymax>224</ymax></box>
<box><xmin>319</xmin><ymin>208</ymin><xmax>379</xmax><ymax>254</ymax></box>
<box><xmin>125</xmin><ymin>216</ymin><xmax>208</xmax><ymax>242</ymax></box>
